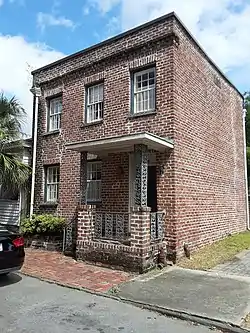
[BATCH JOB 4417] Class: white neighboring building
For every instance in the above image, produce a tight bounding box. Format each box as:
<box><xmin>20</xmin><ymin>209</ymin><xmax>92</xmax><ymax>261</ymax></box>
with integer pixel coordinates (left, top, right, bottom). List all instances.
<box><xmin>0</xmin><ymin>138</ymin><xmax>32</xmax><ymax>226</ymax></box>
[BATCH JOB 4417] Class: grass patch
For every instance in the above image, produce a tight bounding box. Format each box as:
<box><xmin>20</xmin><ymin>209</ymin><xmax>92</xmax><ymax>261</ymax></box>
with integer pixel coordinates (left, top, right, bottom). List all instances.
<box><xmin>178</xmin><ymin>232</ymin><xmax>250</xmax><ymax>271</ymax></box>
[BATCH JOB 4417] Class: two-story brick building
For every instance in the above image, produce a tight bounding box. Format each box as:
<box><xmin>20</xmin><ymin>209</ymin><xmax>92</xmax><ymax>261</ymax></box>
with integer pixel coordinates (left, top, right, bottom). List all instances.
<box><xmin>30</xmin><ymin>12</ymin><xmax>248</xmax><ymax>272</ymax></box>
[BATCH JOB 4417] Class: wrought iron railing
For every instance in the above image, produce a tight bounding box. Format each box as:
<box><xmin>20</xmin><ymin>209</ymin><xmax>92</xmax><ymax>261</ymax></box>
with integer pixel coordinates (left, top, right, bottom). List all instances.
<box><xmin>93</xmin><ymin>212</ymin><xmax>130</xmax><ymax>241</ymax></box>
<box><xmin>62</xmin><ymin>218</ymin><xmax>77</xmax><ymax>254</ymax></box>
<box><xmin>150</xmin><ymin>212</ymin><xmax>164</xmax><ymax>241</ymax></box>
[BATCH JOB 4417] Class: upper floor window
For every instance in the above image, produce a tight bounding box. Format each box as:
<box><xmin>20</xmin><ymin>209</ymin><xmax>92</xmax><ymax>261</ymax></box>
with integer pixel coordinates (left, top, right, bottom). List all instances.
<box><xmin>132</xmin><ymin>67</ymin><xmax>156</xmax><ymax>114</ymax></box>
<box><xmin>86</xmin><ymin>161</ymin><xmax>101</xmax><ymax>202</ymax></box>
<box><xmin>48</xmin><ymin>96</ymin><xmax>62</xmax><ymax>132</ymax></box>
<box><xmin>86</xmin><ymin>83</ymin><xmax>104</xmax><ymax>123</ymax></box>
<box><xmin>45</xmin><ymin>165</ymin><xmax>60</xmax><ymax>202</ymax></box>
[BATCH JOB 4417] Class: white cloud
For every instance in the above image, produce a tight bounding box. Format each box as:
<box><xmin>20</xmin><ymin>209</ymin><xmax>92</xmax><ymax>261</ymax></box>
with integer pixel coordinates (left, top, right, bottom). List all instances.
<box><xmin>83</xmin><ymin>6</ymin><xmax>90</xmax><ymax>15</ymax></box>
<box><xmin>37</xmin><ymin>12</ymin><xmax>76</xmax><ymax>32</ymax></box>
<box><xmin>88</xmin><ymin>0</ymin><xmax>120</xmax><ymax>14</ymax></box>
<box><xmin>94</xmin><ymin>0</ymin><xmax>250</xmax><ymax>87</ymax></box>
<box><xmin>0</xmin><ymin>35</ymin><xmax>64</xmax><ymax>135</ymax></box>
<box><xmin>106</xmin><ymin>16</ymin><xmax>120</xmax><ymax>36</ymax></box>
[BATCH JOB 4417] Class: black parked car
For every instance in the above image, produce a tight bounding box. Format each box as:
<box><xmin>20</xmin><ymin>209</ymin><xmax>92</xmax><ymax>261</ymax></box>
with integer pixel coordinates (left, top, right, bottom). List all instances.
<box><xmin>0</xmin><ymin>224</ymin><xmax>25</xmax><ymax>276</ymax></box>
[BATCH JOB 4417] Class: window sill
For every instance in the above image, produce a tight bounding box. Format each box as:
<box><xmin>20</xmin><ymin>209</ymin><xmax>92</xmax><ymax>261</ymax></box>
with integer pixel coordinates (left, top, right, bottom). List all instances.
<box><xmin>129</xmin><ymin>110</ymin><xmax>157</xmax><ymax>119</ymax></box>
<box><xmin>86</xmin><ymin>201</ymin><xmax>102</xmax><ymax>205</ymax></box>
<box><xmin>81</xmin><ymin>120</ymin><xmax>103</xmax><ymax>128</ymax></box>
<box><xmin>40</xmin><ymin>202</ymin><xmax>59</xmax><ymax>207</ymax></box>
<box><xmin>42</xmin><ymin>130</ymin><xmax>60</xmax><ymax>137</ymax></box>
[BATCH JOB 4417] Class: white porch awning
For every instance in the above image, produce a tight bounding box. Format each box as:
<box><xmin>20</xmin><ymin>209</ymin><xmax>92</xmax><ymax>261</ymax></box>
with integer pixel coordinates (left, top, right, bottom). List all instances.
<box><xmin>66</xmin><ymin>132</ymin><xmax>174</xmax><ymax>154</ymax></box>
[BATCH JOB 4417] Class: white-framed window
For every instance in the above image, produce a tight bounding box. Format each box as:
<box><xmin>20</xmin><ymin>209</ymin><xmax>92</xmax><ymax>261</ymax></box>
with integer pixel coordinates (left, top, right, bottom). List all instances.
<box><xmin>86</xmin><ymin>161</ymin><xmax>101</xmax><ymax>202</ymax></box>
<box><xmin>45</xmin><ymin>166</ymin><xmax>60</xmax><ymax>202</ymax></box>
<box><xmin>133</xmin><ymin>67</ymin><xmax>156</xmax><ymax>114</ymax></box>
<box><xmin>86</xmin><ymin>83</ymin><xmax>104</xmax><ymax>123</ymax></box>
<box><xmin>48</xmin><ymin>96</ymin><xmax>62</xmax><ymax>131</ymax></box>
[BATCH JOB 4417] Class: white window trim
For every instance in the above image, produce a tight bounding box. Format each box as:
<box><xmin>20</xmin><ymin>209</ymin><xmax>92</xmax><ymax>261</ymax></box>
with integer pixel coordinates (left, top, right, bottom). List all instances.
<box><xmin>48</xmin><ymin>96</ymin><xmax>62</xmax><ymax>132</ymax></box>
<box><xmin>86</xmin><ymin>83</ymin><xmax>104</xmax><ymax>124</ymax></box>
<box><xmin>45</xmin><ymin>166</ymin><xmax>60</xmax><ymax>203</ymax></box>
<box><xmin>86</xmin><ymin>161</ymin><xmax>102</xmax><ymax>203</ymax></box>
<box><xmin>133</xmin><ymin>67</ymin><xmax>156</xmax><ymax>114</ymax></box>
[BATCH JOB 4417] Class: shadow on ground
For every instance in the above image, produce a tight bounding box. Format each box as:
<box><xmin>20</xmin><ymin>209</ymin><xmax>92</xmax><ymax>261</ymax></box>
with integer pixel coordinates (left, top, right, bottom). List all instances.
<box><xmin>0</xmin><ymin>273</ymin><xmax>22</xmax><ymax>287</ymax></box>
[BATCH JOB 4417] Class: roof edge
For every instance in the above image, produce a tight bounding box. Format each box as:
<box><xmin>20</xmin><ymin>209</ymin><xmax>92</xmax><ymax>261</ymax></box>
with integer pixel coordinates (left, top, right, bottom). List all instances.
<box><xmin>32</xmin><ymin>11</ymin><xmax>243</xmax><ymax>99</ymax></box>
<box><xmin>172</xmin><ymin>13</ymin><xmax>243</xmax><ymax>99</ymax></box>
<box><xmin>31</xmin><ymin>11</ymin><xmax>175</xmax><ymax>75</ymax></box>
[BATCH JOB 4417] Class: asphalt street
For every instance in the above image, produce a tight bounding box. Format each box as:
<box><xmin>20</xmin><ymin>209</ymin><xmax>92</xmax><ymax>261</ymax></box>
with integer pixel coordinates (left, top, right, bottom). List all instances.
<box><xmin>0</xmin><ymin>273</ymin><xmax>221</xmax><ymax>333</ymax></box>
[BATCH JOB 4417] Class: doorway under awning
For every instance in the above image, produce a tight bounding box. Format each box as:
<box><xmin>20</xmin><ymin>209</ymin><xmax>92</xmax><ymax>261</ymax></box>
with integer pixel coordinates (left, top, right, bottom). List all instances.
<box><xmin>64</xmin><ymin>132</ymin><xmax>174</xmax><ymax>245</ymax></box>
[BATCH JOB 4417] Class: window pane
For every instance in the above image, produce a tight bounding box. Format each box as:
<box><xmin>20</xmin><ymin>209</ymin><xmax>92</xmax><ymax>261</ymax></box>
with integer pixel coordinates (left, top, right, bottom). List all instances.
<box><xmin>149</xmin><ymin>78</ymin><xmax>155</xmax><ymax>87</ymax></box>
<box><xmin>47</xmin><ymin>184</ymin><xmax>58</xmax><ymax>202</ymax></box>
<box><xmin>86</xmin><ymin>84</ymin><xmax>104</xmax><ymax>123</ymax></box>
<box><xmin>93</xmin><ymin>86</ymin><xmax>99</xmax><ymax>102</ymax></box>
<box><xmin>142</xmin><ymin>80</ymin><xmax>148</xmax><ymax>89</ymax></box>
<box><xmin>143</xmin><ymin>91</ymin><xmax>148</xmax><ymax>111</ymax></box>
<box><xmin>99</xmin><ymin>85</ymin><xmax>103</xmax><ymax>100</ymax></box>
<box><xmin>57</xmin><ymin>113</ymin><xmax>61</xmax><ymax>129</ymax></box>
<box><xmin>149</xmin><ymin>70</ymin><xmax>155</xmax><ymax>78</ymax></box>
<box><xmin>50</xmin><ymin>97</ymin><xmax>62</xmax><ymax>116</ymax></box>
<box><xmin>136</xmin><ymin>75</ymin><xmax>141</xmax><ymax>83</ymax></box>
<box><xmin>88</xmin><ymin>87</ymin><xmax>93</xmax><ymax>104</ymax></box>
<box><xmin>47</xmin><ymin>168</ymin><xmax>53</xmax><ymax>183</ymax></box>
<box><xmin>149</xmin><ymin>89</ymin><xmax>155</xmax><ymax>110</ymax></box>
<box><xmin>46</xmin><ymin>166</ymin><xmax>59</xmax><ymax>202</ymax></box>
<box><xmin>49</xmin><ymin>97</ymin><xmax>62</xmax><ymax>131</ymax></box>
<box><xmin>133</xmin><ymin>68</ymin><xmax>155</xmax><ymax>114</ymax></box>
<box><xmin>136</xmin><ymin>81</ymin><xmax>141</xmax><ymax>91</ymax></box>
<box><xmin>142</xmin><ymin>73</ymin><xmax>148</xmax><ymax>81</ymax></box>
<box><xmin>86</xmin><ymin>162</ymin><xmax>102</xmax><ymax>201</ymax></box>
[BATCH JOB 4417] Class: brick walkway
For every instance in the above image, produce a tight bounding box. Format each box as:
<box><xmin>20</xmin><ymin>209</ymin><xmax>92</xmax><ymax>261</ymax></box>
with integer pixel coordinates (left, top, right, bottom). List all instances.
<box><xmin>211</xmin><ymin>250</ymin><xmax>250</xmax><ymax>277</ymax></box>
<box><xmin>21</xmin><ymin>249</ymin><xmax>132</xmax><ymax>293</ymax></box>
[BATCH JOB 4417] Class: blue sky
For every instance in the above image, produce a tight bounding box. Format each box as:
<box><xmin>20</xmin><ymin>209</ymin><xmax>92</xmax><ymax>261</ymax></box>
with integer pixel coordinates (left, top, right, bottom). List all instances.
<box><xmin>0</xmin><ymin>0</ymin><xmax>120</xmax><ymax>55</ymax></box>
<box><xmin>0</xmin><ymin>0</ymin><xmax>250</xmax><ymax>133</ymax></box>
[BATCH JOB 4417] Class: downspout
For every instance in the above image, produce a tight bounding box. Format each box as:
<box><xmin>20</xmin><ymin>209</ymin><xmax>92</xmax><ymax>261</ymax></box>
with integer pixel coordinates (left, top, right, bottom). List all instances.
<box><xmin>29</xmin><ymin>86</ymin><xmax>41</xmax><ymax>218</ymax></box>
<box><xmin>242</xmin><ymin>106</ymin><xmax>250</xmax><ymax>230</ymax></box>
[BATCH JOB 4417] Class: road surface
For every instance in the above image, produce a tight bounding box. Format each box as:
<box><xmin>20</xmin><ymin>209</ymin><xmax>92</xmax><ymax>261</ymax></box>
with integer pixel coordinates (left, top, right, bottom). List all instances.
<box><xmin>0</xmin><ymin>273</ymin><xmax>221</xmax><ymax>333</ymax></box>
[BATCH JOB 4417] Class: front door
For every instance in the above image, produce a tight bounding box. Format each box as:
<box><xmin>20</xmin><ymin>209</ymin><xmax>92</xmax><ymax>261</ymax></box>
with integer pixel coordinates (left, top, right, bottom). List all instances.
<box><xmin>147</xmin><ymin>166</ymin><xmax>157</xmax><ymax>212</ymax></box>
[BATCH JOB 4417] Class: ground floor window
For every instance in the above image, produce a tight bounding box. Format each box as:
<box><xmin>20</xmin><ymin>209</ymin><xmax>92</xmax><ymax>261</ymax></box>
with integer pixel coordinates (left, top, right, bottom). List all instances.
<box><xmin>45</xmin><ymin>165</ymin><xmax>60</xmax><ymax>202</ymax></box>
<box><xmin>87</xmin><ymin>161</ymin><xmax>102</xmax><ymax>202</ymax></box>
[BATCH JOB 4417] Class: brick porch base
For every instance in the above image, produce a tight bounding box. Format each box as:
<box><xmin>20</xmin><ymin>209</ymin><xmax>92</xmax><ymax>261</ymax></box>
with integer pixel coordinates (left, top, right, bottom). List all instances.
<box><xmin>21</xmin><ymin>248</ymin><xmax>132</xmax><ymax>292</ymax></box>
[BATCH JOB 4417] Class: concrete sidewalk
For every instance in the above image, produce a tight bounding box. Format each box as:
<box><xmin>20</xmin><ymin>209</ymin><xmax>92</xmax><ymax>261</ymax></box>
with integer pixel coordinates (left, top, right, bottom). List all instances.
<box><xmin>112</xmin><ymin>267</ymin><xmax>250</xmax><ymax>332</ymax></box>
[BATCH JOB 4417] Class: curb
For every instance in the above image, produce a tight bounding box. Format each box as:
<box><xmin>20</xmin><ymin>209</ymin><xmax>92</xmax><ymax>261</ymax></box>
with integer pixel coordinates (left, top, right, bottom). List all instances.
<box><xmin>20</xmin><ymin>271</ymin><xmax>250</xmax><ymax>333</ymax></box>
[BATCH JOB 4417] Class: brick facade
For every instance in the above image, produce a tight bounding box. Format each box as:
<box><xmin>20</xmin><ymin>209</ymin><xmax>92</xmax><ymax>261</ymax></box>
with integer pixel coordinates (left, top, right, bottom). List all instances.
<box><xmin>31</xmin><ymin>13</ymin><xmax>247</xmax><ymax>272</ymax></box>
<box><xmin>172</xmin><ymin>22</ymin><xmax>247</xmax><ymax>256</ymax></box>
<box><xmin>76</xmin><ymin>205</ymin><xmax>162</xmax><ymax>272</ymax></box>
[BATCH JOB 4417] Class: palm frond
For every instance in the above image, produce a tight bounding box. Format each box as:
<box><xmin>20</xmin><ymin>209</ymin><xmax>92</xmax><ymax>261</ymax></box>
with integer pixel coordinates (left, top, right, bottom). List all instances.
<box><xmin>0</xmin><ymin>93</ymin><xmax>30</xmax><ymax>191</ymax></box>
<box><xmin>0</xmin><ymin>152</ymin><xmax>31</xmax><ymax>190</ymax></box>
<box><xmin>0</xmin><ymin>93</ymin><xmax>26</xmax><ymax>141</ymax></box>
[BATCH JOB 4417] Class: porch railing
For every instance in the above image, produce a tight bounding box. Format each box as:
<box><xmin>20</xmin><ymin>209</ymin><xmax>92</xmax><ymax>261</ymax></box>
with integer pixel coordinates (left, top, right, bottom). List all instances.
<box><xmin>150</xmin><ymin>212</ymin><xmax>164</xmax><ymax>241</ymax></box>
<box><xmin>93</xmin><ymin>212</ymin><xmax>130</xmax><ymax>241</ymax></box>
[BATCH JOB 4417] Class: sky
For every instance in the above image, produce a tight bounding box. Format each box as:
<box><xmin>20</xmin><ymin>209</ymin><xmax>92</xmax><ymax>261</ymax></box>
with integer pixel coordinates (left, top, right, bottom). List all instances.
<box><xmin>0</xmin><ymin>0</ymin><xmax>250</xmax><ymax>134</ymax></box>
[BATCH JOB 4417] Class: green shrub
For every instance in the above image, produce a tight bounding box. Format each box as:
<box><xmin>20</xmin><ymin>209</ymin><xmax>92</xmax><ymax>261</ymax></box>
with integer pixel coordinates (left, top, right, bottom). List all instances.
<box><xmin>20</xmin><ymin>214</ymin><xmax>66</xmax><ymax>236</ymax></box>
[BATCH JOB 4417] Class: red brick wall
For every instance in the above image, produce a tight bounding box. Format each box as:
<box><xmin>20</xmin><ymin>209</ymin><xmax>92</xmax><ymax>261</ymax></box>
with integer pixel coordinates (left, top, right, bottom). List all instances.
<box><xmin>76</xmin><ymin>205</ymin><xmax>162</xmax><ymax>272</ymax></box>
<box><xmin>172</xmin><ymin>18</ymin><xmax>247</xmax><ymax>257</ymax></box>
<box><xmin>33</xmin><ymin>17</ymin><xmax>174</xmax><ymax>83</ymax></box>
<box><xmin>33</xmin><ymin>21</ymin><xmax>176</xmax><ymax>227</ymax></box>
<box><xmin>33</xmin><ymin>13</ymin><xmax>247</xmax><ymax>263</ymax></box>
<box><xmin>100</xmin><ymin>153</ymin><xmax>129</xmax><ymax>212</ymax></box>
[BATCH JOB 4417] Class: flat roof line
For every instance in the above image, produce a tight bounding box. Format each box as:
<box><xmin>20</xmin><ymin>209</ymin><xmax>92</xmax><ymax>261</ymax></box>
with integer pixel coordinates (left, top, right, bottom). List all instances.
<box><xmin>32</xmin><ymin>11</ymin><xmax>243</xmax><ymax>98</ymax></box>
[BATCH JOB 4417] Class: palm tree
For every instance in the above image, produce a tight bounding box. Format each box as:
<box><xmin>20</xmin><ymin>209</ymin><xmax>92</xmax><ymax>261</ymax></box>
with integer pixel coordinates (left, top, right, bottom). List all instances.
<box><xmin>0</xmin><ymin>93</ymin><xmax>31</xmax><ymax>192</ymax></box>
